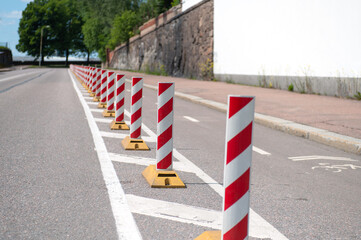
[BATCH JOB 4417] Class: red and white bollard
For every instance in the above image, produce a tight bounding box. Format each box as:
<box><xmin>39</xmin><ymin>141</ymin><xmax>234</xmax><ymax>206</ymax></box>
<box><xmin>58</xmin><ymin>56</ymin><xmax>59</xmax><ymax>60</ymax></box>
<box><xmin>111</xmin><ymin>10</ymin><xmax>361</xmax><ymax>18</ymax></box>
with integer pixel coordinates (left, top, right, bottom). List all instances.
<box><xmin>93</xmin><ymin>68</ymin><xmax>101</xmax><ymax>102</ymax></box>
<box><xmin>97</xmin><ymin>70</ymin><xmax>107</xmax><ymax>108</ymax></box>
<box><xmin>110</xmin><ymin>74</ymin><xmax>129</xmax><ymax>130</ymax></box>
<box><xmin>130</xmin><ymin>77</ymin><xmax>143</xmax><ymax>139</ymax></box>
<box><xmin>86</xmin><ymin>67</ymin><xmax>91</xmax><ymax>92</ymax></box>
<box><xmin>142</xmin><ymin>82</ymin><xmax>185</xmax><ymax>188</ymax></box>
<box><xmin>90</xmin><ymin>67</ymin><xmax>96</xmax><ymax>97</ymax></box>
<box><xmin>103</xmin><ymin>71</ymin><xmax>116</xmax><ymax>117</ymax></box>
<box><xmin>156</xmin><ymin>82</ymin><xmax>174</xmax><ymax>170</ymax></box>
<box><xmin>195</xmin><ymin>95</ymin><xmax>255</xmax><ymax>240</ymax></box>
<box><xmin>121</xmin><ymin>77</ymin><xmax>149</xmax><ymax>150</ymax></box>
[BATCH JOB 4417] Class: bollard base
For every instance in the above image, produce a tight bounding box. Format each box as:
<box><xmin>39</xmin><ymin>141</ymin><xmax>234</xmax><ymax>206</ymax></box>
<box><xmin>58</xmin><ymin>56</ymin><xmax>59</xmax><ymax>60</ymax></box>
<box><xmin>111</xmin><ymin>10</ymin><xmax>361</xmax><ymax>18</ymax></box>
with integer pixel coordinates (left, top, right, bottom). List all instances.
<box><xmin>97</xmin><ymin>102</ymin><xmax>107</xmax><ymax>109</ymax></box>
<box><xmin>194</xmin><ymin>231</ymin><xmax>221</xmax><ymax>240</ymax></box>
<box><xmin>93</xmin><ymin>96</ymin><xmax>100</xmax><ymax>102</ymax></box>
<box><xmin>121</xmin><ymin>136</ymin><xmax>150</xmax><ymax>150</ymax></box>
<box><xmin>103</xmin><ymin>110</ymin><xmax>115</xmax><ymax>117</ymax></box>
<box><xmin>142</xmin><ymin>165</ymin><xmax>186</xmax><ymax>188</ymax></box>
<box><xmin>110</xmin><ymin>120</ymin><xmax>130</xmax><ymax>130</ymax></box>
<box><xmin>87</xmin><ymin>89</ymin><xmax>92</xmax><ymax>93</ymax></box>
<box><xmin>90</xmin><ymin>92</ymin><xmax>95</xmax><ymax>97</ymax></box>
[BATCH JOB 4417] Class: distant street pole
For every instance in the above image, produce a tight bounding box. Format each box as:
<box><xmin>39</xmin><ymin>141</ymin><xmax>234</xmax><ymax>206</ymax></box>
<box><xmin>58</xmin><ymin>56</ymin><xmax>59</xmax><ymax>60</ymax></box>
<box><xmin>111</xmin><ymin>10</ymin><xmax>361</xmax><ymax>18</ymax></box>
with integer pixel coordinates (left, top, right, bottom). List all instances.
<box><xmin>39</xmin><ymin>25</ymin><xmax>50</xmax><ymax>67</ymax></box>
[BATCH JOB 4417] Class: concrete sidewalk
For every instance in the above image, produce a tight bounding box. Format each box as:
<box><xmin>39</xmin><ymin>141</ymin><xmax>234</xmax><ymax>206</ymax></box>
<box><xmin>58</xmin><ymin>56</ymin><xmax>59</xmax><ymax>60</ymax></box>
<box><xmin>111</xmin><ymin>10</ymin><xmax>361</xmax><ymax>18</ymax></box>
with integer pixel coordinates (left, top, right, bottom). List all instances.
<box><xmin>114</xmin><ymin>70</ymin><xmax>361</xmax><ymax>155</ymax></box>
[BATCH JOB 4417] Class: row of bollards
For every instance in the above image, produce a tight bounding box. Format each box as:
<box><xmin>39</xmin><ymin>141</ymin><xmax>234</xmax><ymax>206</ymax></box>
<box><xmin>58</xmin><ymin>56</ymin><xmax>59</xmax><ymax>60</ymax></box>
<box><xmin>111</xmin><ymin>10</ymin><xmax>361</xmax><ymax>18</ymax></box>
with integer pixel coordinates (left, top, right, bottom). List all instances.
<box><xmin>70</xmin><ymin>65</ymin><xmax>255</xmax><ymax>240</ymax></box>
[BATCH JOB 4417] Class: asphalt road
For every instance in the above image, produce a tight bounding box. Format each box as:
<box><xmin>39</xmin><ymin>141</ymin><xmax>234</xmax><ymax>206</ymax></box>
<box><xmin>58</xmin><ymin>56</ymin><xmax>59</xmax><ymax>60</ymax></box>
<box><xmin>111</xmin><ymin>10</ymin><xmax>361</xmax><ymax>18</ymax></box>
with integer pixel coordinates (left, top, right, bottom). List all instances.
<box><xmin>1</xmin><ymin>68</ymin><xmax>360</xmax><ymax>240</ymax></box>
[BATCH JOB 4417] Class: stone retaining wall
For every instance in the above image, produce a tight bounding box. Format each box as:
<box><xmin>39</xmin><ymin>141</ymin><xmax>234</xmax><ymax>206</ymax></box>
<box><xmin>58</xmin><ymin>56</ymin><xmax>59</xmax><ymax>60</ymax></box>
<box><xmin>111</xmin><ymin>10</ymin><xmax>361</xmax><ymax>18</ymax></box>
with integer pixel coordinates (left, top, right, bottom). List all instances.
<box><xmin>108</xmin><ymin>0</ymin><xmax>213</xmax><ymax>80</ymax></box>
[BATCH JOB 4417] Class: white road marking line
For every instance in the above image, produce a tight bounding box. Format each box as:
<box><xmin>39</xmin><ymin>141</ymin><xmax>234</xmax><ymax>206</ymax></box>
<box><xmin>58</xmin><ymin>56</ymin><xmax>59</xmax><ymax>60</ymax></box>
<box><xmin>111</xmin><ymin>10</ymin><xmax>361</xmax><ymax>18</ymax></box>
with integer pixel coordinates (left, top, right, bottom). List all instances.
<box><xmin>83</xmin><ymin>96</ymin><xmax>93</xmax><ymax>100</ymax></box>
<box><xmin>109</xmin><ymin>152</ymin><xmax>193</xmax><ymax>173</ymax></box>
<box><xmin>94</xmin><ymin>118</ymin><xmax>113</xmax><ymax>123</ymax></box>
<box><xmin>0</xmin><ymin>71</ymin><xmax>39</xmax><ymax>82</ymax></box>
<box><xmin>100</xmin><ymin>131</ymin><xmax>155</xmax><ymax>143</ymax></box>
<box><xmin>87</xmin><ymin>102</ymin><xmax>99</xmax><ymax>105</ymax></box>
<box><xmin>173</xmin><ymin>149</ymin><xmax>288</xmax><ymax>239</ymax></box>
<box><xmin>94</xmin><ymin>118</ymin><xmax>130</xmax><ymax>125</ymax></box>
<box><xmin>173</xmin><ymin>149</ymin><xmax>223</xmax><ymax>195</ymax></box>
<box><xmin>126</xmin><ymin>194</ymin><xmax>222</xmax><ymax>229</ymax></box>
<box><xmin>91</xmin><ymin>108</ymin><xmax>104</xmax><ymax>113</ymax></box>
<box><xmin>183</xmin><ymin>116</ymin><xmax>200</xmax><ymax>123</ymax></box>
<box><xmin>288</xmin><ymin>155</ymin><xmax>358</xmax><ymax>162</ymax></box>
<box><xmin>252</xmin><ymin>146</ymin><xmax>271</xmax><ymax>156</ymax></box>
<box><xmin>125</xmin><ymin>194</ymin><xmax>288</xmax><ymax>239</ymax></box>
<box><xmin>68</xmin><ymin>70</ymin><xmax>142</xmax><ymax>240</ymax></box>
<box><xmin>311</xmin><ymin>163</ymin><xmax>361</xmax><ymax>173</ymax></box>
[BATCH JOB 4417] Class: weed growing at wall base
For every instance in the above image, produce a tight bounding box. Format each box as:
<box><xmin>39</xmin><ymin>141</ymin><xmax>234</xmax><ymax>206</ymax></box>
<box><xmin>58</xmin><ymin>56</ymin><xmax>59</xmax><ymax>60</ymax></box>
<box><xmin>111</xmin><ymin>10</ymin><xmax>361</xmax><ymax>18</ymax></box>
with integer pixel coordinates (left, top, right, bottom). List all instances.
<box><xmin>199</xmin><ymin>58</ymin><xmax>214</xmax><ymax>81</ymax></box>
<box><xmin>288</xmin><ymin>83</ymin><xmax>294</xmax><ymax>91</ymax></box>
<box><xmin>354</xmin><ymin>91</ymin><xmax>361</xmax><ymax>100</ymax></box>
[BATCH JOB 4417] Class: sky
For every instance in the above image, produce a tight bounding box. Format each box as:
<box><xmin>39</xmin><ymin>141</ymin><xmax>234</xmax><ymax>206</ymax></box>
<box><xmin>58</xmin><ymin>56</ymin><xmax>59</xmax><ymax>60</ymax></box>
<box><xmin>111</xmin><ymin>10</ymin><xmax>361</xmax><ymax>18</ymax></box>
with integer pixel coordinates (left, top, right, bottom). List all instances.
<box><xmin>0</xmin><ymin>0</ymin><xmax>33</xmax><ymax>56</ymax></box>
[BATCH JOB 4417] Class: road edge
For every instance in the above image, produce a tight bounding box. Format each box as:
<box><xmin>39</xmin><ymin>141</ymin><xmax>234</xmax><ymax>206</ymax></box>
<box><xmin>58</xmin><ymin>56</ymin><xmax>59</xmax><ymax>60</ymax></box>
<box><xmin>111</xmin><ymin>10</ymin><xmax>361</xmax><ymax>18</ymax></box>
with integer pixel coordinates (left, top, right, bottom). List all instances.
<box><xmin>141</xmin><ymin>82</ymin><xmax>361</xmax><ymax>155</ymax></box>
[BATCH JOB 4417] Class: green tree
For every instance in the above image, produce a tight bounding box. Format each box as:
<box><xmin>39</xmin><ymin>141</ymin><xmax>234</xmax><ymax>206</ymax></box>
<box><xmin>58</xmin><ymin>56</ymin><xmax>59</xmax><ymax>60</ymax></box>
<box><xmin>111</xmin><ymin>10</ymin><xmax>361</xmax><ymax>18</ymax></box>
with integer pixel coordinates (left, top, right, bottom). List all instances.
<box><xmin>77</xmin><ymin>0</ymin><xmax>174</xmax><ymax>61</ymax></box>
<box><xmin>108</xmin><ymin>10</ymin><xmax>139</xmax><ymax>50</ymax></box>
<box><xmin>78</xmin><ymin>0</ymin><xmax>138</xmax><ymax>61</ymax></box>
<box><xmin>17</xmin><ymin>0</ymin><xmax>53</xmax><ymax>63</ymax></box>
<box><xmin>16</xmin><ymin>0</ymin><xmax>86</xmax><ymax>65</ymax></box>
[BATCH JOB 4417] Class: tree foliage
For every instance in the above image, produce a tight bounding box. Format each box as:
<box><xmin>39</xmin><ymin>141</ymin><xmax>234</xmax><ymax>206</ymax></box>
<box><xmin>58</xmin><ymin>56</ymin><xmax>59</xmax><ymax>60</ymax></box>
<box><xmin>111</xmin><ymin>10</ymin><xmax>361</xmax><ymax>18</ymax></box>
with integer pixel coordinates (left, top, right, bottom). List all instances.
<box><xmin>17</xmin><ymin>0</ymin><xmax>86</xmax><ymax>64</ymax></box>
<box><xmin>16</xmin><ymin>0</ymin><xmax>178</xmax><ymax>62</ymax></box>
<box><xmin>108</xmin><ymin>11</ymin><xmax>139</xmax><ymax>50</ymax></box>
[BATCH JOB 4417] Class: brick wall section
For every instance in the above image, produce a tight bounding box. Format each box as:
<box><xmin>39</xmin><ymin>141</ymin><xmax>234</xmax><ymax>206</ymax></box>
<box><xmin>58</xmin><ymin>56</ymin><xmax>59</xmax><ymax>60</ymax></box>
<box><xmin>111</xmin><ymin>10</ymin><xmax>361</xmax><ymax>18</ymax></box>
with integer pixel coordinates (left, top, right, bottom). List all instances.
<box><xmin>108</xmin><ymin>0</ymin><xmax>213</xmax><ymax>79</ymax></box>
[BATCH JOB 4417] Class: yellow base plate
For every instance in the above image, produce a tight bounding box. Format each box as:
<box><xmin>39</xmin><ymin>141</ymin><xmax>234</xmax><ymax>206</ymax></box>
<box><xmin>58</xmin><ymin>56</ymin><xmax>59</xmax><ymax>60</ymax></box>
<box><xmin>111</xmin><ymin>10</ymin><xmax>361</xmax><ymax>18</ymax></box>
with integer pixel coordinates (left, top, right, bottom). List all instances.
<box><xmin>103</xmin><ymin>110</ymin><xmax>115</xmax><ymax>117</ymax></box>
<box><xmin>87</xmin><ymin>89</ymin><xmax>92</xmax><ymax>93</ymax></box>
<box><xmin>142</xmin><ymin>165</ymin><xmax>186</xmax><ymax>188</ymax></box>
<box><xmin>110</xmin><ymin>120</ymin><xmax>130</xmax><ymax>130</ymax></box>
<box><xmin>90</xmin><ymin>92</ymin><xmax>95</xmax><ymax>97</ymax></box>
<box><xmin>121</xmin><ymin>136</ymin><xmax>150</xmax><ymax>150</ymax></box>
<box><xmin>93</xmin><ymin>96</ymin><xmax>100</xmax><ymax>102</ymax></box>
<box><xmin>194</xmin><ymin>231</ymin><xmax>221</xmax><ymax>240</ymax></box>
<box><xmin>97</xmin><ymin>102</ymin><xmax>107</xmax><ymax>109</ymax></box>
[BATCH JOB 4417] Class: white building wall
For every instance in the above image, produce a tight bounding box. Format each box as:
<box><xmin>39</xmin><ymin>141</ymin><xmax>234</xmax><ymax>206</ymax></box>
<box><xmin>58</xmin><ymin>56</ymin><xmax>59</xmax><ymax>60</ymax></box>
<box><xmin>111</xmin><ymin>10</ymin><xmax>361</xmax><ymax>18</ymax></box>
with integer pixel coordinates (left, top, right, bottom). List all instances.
<box><xmin>214</xmin><ymin>0</ymin><xmax>361</xmax><ymax>78</ymax></box>
<box><xmin>182</xmin><ymin>0</ymin><xmax>203</xmax><ymax>11</ymax></box>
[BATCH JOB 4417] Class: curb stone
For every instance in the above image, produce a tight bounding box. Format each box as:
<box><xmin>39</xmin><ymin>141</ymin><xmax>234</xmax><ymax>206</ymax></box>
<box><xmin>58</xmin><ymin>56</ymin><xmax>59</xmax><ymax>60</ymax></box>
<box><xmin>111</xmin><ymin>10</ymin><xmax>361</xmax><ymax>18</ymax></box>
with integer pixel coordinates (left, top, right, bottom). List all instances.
<box><xmin>136</xmin><ymin>81</ymin><xmax>361</xmax><ymax>155</ymax></box>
